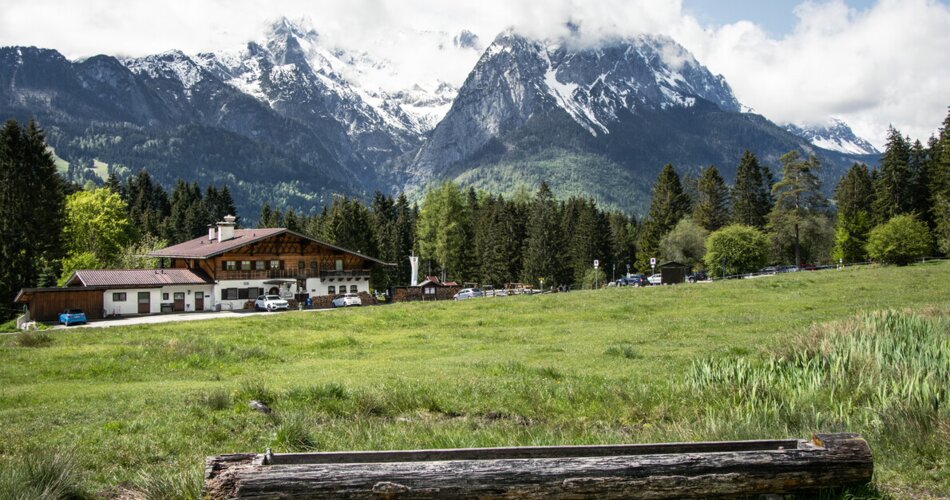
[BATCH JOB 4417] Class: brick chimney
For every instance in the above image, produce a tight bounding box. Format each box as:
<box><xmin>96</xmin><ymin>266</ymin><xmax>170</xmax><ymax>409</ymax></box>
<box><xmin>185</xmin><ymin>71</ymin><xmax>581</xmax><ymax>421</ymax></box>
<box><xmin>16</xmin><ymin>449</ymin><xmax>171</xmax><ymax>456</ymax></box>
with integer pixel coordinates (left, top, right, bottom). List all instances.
<box><xmin>217</xmin><ymin>215</ymin><xmax>236</xmax><ymax>242</ymax></box>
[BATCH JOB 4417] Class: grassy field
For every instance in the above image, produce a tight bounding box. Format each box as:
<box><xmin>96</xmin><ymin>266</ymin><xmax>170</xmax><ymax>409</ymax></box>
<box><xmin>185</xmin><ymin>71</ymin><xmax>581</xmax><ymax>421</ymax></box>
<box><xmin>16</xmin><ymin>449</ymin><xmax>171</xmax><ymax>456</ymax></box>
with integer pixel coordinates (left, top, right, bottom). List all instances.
<box><xmin>1</xmin><ymin>262</ymin><xmax>948</xmax><ymax>498</ymax></box>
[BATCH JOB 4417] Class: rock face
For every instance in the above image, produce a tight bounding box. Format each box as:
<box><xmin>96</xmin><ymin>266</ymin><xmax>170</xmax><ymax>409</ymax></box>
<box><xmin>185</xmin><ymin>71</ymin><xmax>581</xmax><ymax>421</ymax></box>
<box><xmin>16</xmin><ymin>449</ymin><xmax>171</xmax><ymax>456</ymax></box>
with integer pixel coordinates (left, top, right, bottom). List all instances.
<box><xmin>0</xmin><ymin>21</ymin><xmax>877</xmax><ymax>216</ymax></box>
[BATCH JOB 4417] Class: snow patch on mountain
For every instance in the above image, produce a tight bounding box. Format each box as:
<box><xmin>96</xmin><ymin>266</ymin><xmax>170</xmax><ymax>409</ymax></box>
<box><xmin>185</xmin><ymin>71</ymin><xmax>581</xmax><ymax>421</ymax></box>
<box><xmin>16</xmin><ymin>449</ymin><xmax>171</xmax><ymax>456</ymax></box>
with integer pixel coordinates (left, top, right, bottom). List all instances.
<box><xmin>785</xmin><ymin>118</ymin><xmax>879</xmax><ymax>155</ymax></box>
<box><xmin>123</xmin><ymin>51</ymin><xmax>206</xmax><ymax>94</ymax></box>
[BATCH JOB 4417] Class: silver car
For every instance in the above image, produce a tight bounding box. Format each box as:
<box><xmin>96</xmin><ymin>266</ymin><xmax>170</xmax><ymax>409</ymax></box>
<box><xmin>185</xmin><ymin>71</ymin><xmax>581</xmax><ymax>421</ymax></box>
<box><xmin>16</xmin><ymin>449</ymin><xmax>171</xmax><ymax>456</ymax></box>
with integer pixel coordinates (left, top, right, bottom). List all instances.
<box><xmin>453</xmin><ymin>288</ymin><xmax>484</xmax><ymax>300</ymax></box>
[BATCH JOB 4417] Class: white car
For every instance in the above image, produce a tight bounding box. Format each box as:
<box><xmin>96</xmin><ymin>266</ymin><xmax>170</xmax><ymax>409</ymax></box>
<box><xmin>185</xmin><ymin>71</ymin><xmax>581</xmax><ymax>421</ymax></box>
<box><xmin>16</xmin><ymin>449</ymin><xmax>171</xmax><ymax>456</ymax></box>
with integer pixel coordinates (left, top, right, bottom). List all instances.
<box><xmin>647</xmin><ymin>274</ymin><xmax>663</xmax><ymax>285</ymax></box>
<box><xmin>332</xmin><ymin>293</ymin><xmax>362</xmax><ymax>308</ymax></box>
<box><xmin>255</xmin><ymin>295</ymin><xmax>289</xmax><ymax>311</ymax></box>
<box><xmin>453</xmin><ymin>288</ymin><xmax>484</xmax><ymax>300</ymax></box>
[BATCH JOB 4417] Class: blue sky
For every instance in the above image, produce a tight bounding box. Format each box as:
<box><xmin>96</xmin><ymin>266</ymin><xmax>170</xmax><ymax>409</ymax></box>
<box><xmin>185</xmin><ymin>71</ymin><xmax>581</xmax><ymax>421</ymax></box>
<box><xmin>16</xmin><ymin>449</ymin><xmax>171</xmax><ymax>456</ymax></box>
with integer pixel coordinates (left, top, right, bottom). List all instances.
<box><xmin>684</xmin><ymin>0</ymin><xmax>891</xmax><ymax>35</ymax></box>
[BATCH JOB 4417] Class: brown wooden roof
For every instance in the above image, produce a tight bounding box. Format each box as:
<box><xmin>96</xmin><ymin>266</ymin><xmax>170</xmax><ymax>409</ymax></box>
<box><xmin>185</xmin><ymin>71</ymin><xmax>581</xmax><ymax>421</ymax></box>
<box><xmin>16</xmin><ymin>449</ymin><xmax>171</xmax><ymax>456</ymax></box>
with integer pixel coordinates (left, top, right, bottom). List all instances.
<box><xmin>65</xmin><ymin>269</ymin><xmax>214</xmax><ymax>288</ymax></box>
<box><xmin>147</xmin><ymin>228</ymin><xmax>393</xmax><ymax>265</ymax></box>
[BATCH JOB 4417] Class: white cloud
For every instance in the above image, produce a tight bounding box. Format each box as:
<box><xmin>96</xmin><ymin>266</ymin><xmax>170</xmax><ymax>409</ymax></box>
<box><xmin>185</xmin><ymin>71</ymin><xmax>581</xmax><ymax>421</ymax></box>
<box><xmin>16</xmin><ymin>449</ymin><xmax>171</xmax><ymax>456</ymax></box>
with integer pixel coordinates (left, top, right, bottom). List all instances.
<box><xmin>1</xmin><ymin>0</ymin><xmax>948</xmax><ymax>147</ymax></box>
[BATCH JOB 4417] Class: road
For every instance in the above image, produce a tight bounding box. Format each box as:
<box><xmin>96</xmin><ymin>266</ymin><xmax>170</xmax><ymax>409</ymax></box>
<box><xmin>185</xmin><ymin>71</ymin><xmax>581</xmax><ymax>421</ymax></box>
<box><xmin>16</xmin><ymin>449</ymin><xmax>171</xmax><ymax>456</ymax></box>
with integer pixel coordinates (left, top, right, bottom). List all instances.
<box><xmin>50</xmin><ymin>307</ymin><xmax>335</xmax><ymax>330</ymax></box>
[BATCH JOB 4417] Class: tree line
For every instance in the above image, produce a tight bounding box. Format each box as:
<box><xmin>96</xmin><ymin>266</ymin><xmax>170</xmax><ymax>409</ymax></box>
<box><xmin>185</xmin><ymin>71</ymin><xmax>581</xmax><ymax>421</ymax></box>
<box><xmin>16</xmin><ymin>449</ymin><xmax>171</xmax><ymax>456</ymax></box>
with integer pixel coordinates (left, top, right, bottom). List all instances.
<box><xmin>3</xmin><ymin>107</ymin><xmax>949</xmax><ymax>316</ymax></box>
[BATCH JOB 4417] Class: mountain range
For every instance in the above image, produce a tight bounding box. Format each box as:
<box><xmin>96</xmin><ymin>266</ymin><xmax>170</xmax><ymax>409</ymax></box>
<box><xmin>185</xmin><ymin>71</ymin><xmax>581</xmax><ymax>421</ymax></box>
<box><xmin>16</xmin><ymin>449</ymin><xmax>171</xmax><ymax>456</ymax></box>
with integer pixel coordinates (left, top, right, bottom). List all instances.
<box><xmin>0</xmin><ymin>18</ymin><xmax>879</xmax><ymax>216</ymax></box>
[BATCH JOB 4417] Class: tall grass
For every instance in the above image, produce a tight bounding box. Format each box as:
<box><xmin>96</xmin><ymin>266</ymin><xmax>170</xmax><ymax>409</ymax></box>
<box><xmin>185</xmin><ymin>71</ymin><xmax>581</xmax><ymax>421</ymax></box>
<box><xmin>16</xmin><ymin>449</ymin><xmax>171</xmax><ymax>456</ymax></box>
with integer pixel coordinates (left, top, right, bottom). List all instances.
<box><xmin>0</xmin><ymin>450</ymin><xmax>87</xmax><ymax>499</ymax></box>
<box><xmin>683</xmin><ymin>309</ymin><xmax>950</xmax><ymax>491</ymax></box>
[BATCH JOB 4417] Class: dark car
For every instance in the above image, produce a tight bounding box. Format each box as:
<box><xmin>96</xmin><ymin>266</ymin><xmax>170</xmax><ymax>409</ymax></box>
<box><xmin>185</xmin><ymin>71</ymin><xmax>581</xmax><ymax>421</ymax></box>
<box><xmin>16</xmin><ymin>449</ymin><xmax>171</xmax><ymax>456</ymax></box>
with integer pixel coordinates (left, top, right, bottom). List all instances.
<box><xmin>687</xmin><ymin>271</ymin><xmax>708</xmax><ymax>283</ymax></box>
<box><xmin>617</xmin><ymin>275</ymin><xmax>649</xmax><ymax>287</ymax></box>
<box><xmin>59</xmin><ymin>309</ymin><xmax>87</xmax><ymax>326</ymax></box>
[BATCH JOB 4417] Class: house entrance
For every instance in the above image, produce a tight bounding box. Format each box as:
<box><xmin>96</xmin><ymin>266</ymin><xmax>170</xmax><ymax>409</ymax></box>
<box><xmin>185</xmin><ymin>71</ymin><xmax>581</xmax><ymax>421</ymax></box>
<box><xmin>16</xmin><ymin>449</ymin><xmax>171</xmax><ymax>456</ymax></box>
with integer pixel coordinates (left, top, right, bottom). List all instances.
<box><xmin>137</xmin><ymin>292</ymin><xmax>150</xmax><ymax>314</ymax></box>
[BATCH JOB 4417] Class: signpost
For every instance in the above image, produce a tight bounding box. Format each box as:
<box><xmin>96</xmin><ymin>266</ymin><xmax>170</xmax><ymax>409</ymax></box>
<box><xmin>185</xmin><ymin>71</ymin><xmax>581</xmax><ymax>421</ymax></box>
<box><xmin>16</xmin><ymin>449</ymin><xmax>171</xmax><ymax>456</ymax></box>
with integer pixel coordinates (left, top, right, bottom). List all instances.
<box><xmin>650</xmin><ymin>257</ymin><xmax>656</xmax><ymax>276</ymax></box>
<box><xmin>593</xmin><ymin>260</ymin><xmax>599</xmax><ymax>289</ymax></box>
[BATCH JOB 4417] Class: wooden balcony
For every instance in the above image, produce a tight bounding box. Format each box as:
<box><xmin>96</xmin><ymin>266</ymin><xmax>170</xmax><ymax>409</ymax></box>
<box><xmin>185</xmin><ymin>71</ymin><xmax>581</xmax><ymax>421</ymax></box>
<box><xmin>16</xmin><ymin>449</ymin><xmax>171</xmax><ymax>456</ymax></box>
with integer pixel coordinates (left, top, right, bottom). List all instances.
<box><xmin>216</xmin><ymin>269</ymin><xmax>371</xmax><ymax>281</ymax></box>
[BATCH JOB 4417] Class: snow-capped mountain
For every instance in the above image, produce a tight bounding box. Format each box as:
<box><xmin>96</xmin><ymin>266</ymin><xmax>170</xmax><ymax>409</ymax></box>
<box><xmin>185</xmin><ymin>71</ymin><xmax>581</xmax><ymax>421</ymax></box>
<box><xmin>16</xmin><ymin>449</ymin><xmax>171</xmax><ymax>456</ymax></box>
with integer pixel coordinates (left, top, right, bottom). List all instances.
<box><xmin>402</xmin><ymin>29</ymin><xmax>865</xmax><ymax>212</ymax></box>
<box><xmin>408</xmin><ymin>30</ymin><xmax>744</xmax><ymax>182</ymax></box>
<box><xmin>0</xmin><ymin>21</ymin><xmax>876</xmax><ymax>216</ymax></box>
<box><xmin>785</xmin><ymin>119</ymin><xmax>879</xmax><ymax>155</ymax></box>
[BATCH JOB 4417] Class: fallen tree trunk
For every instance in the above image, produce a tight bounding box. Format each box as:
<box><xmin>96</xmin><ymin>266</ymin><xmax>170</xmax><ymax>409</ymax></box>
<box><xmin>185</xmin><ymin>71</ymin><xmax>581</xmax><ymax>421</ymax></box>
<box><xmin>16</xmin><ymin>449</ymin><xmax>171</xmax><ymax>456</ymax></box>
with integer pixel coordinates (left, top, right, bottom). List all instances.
<box><xmin>204</xmin><ymin>433</ymin><xmax>872</xmax><ymax>499</ymax></box>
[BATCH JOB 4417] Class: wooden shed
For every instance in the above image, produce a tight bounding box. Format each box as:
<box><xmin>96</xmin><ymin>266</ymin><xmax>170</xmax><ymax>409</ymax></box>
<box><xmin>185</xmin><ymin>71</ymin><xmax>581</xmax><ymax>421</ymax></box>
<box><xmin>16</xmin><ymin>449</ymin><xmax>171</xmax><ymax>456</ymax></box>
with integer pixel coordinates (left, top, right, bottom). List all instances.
<box><xmin>15</xmin><ymin>287</ymin><xmax>106</xmax><ymax>323</ymax></box>
<box><xmin>659</xmin><ymin>261</ymin><xmax>688</xmax><ymax>285</ymax></box>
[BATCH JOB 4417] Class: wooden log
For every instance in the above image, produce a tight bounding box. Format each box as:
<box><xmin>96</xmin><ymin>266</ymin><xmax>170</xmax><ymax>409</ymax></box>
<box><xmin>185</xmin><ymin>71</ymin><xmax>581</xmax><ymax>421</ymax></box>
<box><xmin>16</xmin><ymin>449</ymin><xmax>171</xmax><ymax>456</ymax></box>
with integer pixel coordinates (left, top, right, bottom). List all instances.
<box><xmin>204</xmin><ymin>433</ymin><xmax>872</xmax><ymax>499</ymax></box>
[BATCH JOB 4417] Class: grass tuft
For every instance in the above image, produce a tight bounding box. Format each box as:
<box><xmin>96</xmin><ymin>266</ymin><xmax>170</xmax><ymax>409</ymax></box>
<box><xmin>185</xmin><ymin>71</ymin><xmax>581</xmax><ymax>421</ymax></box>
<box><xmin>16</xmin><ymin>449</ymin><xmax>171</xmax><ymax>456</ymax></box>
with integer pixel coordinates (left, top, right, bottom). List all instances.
<box><xmin>0</xmin><ymin>449</ymin><xmax>87</xmax><ymax>500</ymax></box>
<box><xmin>604</xmin><ymin>343</ymin><xmax>640</xmax><ymax>359</ymax></box>
<box><xmin>131</xmin><ymin>466</ymin><xmax>202</xmax><ymax>500</ymax></box>
<box><xmin>15</xmin><ymin>330</ymin><xmax>54</xmax><ymax>348</ymax></box>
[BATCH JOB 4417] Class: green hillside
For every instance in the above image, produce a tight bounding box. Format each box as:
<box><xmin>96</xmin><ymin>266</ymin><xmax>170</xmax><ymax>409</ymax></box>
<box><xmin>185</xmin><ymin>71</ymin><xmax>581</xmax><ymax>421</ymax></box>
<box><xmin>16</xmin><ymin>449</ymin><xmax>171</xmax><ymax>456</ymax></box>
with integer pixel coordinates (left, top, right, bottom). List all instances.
<box><xmin>1</xmin><ymin>262</ymin><xmax>948</xmax><ymax>498</ymax></box>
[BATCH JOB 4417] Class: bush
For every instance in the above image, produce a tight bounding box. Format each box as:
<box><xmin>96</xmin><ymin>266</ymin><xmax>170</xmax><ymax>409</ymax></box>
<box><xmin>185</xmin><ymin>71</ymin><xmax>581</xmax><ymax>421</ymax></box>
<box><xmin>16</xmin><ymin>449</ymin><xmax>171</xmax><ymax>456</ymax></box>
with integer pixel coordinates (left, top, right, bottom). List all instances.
<box><xmin>580</xmin><ymin>268</ymin><xmax>607</xmax><ymax>289</ymax></box>
<box><xmin>704</xmin><ymin>225</ymin><xmax>770</xmax><ymax>277</ymax></box>
<box><xmin>866</xmin><ymin>215</ymin><xmax>931</xmax><ymax>265</ymax></box>
<box><xmin>660</xmin><ymin>218</ymin><xmax>709</xmax><ymax>270</ymax></box>
<box><xmin>15</xmin><ymin>331</ymin><xmax>54</xmax><ymax>348</ymax></box>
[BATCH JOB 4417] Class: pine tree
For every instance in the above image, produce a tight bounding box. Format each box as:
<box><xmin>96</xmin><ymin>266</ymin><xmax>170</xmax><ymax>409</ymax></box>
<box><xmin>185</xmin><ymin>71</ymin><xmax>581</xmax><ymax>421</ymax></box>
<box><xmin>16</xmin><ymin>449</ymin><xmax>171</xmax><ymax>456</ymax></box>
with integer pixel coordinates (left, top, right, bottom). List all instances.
<box><xmin>0</xmin><ymin>119</ymin><xmax>66</xmax><ymax>307</ymax></box>
<box><xmin>832</xmin><ymin>163</ymin><xmax>874</xmax><ymax>262</ymax></box>
<box><xmin>769</xmin><ymin>151</ymin><xmax>828</xmax><ymax>268</ymax></box>
<box><xmin>872</xmin><ymin>126</ymin><xmax>913</xmax><ymax>224</ymax></box>
<box><xmin>693</xmin><ymin>165</ymin><xmax>730</xmax><ymax>232</ymax></box>
<box><xmin>932</xmin><ymin>108</ymin><xmax>950</xmax><ymax>254</ymax></box>
<box><xmin>731</xmin><ymin>151</ymin><xmax>772</xmax><ymax>228</ymax></box>
<box><xmin>392</xmin><ymin>194</ymin><xmax>416</xmax><ymax>286</ymax></box>
<box><xmin>637</xmin><ymin>164</ymin><xmax>689</xmax><ymax>270</ymax></box>
<box><xmin>473</xmin><ymin>195</ymin><xmax>510</xmax><ymax>286</ymax></box>
<box><xmin>522</xmin><ymin>182</ymin><xmax>564</xmax><ymax>287</ymax></box>
<box><xmin>607</xmin><ymin>212</ymin><xmax>637</xmax><ymax>276</ymax></box>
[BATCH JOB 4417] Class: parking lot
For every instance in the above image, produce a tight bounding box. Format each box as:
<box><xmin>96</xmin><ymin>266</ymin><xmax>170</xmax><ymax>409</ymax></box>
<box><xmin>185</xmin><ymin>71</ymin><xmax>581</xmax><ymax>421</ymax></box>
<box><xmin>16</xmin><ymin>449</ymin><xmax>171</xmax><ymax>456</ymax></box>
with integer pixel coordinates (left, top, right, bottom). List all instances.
<box><xmin>49</xmin><ymin>307</ymin><xmax>334</xmax><ymax>330</ymax></box>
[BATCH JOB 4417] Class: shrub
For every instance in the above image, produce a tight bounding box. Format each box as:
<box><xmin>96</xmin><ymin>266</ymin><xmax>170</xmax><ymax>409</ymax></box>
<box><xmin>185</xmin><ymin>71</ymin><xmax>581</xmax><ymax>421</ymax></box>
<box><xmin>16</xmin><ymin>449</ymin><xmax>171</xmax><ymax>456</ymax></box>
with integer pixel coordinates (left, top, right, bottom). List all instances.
<box><xmin>704</xmin><ymin>224</ymin><xmax>770</xmax><ymax>277</ymax></box>
<box><xmin>15</xmin><ymin>331</ymin><xmax>54</xmax><ymax>348</ymax></box>
<box><xmin>866</xmin><ymin>215</ymin><xmax>931</xmax><ymax>265</ymax></box>
<box><xmin>660</xmin><ymin>218</ymin><xmax>709</xmax><ymax>270</ymax></box>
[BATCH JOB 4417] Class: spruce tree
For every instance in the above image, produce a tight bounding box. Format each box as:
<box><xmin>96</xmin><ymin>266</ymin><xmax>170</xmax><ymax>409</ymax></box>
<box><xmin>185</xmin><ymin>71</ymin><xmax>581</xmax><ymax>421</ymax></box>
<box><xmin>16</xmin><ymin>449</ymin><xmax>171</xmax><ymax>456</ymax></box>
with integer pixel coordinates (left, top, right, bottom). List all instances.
<box><xmin>392</xmin><ymin>194</ymin><xmax>416</xmax><ymax>286</ymax></box>
<box><xmin>0</xmin><ymin>119</ymin><xmax>66</xmax><ymax>306</ymax></box>
<box><xmin>693</xmin><ymin>165</ymin><xmax>730</xmax><ymax>232</ymax></box>
<box><xmin>522</xmin><ymin>182</ymin><xmax>564</xmax><ymax>287</ymax></box>
<box><xmin>932</xmin><ymin>108</ymin><xmax>950</xmax><ymax>254</ymax></box>
<box><xmin>473</xmin><ymin>195</ymin><xmax>510</xmax><ymax>286</ymax></box>
<box><xmin>832</xmin><ymin>163</ymin><xmax>874</xmax><ymax>262</ymax></box>
<box><xmin>637</xmin><ymin>164</ymin><xmax>689</xmax><ymax>270</ymax></box>
<box><xmin>872</xmin><ymin>126</ymin><xmax>913</xmax><ymax>224</ymax></box>
<box><xmin>731</xmin><ymin>150</ymin><xmax>772</xmax><ymax>228</ymax></box>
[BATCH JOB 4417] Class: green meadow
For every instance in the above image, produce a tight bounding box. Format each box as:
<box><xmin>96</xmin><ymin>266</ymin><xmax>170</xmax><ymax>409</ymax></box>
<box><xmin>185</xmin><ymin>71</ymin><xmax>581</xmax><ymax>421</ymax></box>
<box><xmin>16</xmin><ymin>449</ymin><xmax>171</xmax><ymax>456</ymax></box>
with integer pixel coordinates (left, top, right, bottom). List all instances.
<box><xmin>1</xmin><ymin>262</ymin><xmax>948</xmax><ymax>498</ymax></box>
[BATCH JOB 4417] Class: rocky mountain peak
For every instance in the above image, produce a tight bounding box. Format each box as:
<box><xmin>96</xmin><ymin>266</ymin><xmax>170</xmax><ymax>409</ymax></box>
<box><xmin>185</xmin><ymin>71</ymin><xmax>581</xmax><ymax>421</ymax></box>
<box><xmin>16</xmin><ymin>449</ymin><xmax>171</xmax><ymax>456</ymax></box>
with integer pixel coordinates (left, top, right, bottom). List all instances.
<box><xmin>785</xmin><ymin>118</ymin><xmax>879</xmax><ymax>155</ymax></box>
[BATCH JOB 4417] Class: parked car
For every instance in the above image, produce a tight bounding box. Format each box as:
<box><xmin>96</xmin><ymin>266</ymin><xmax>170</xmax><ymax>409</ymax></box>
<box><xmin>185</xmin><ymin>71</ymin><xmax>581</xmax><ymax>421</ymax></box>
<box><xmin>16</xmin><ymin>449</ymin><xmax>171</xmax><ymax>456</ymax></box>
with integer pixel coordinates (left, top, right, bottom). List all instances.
<box><xmin>453</xmin><ymin>288</ymin><xmax>484</xmax><ymax>300</ymax></box>
<box><xmin>687</xmin><ymin>271</ymin><xmax>708</xmax><ymax>283</ymax></box>
<box><xmin>332</xmin><ymin>293</ymin><xmax>362</xmax><ymax>308</ymax></box>
<box><xmin>617</xmin><ymin>275</ymin><xmax>649</xmax><ymax>287</ymax></box>
<box><xmin>647</xmin><ymin>274</ymin><xmax>663</xmax><ymax>285</ymax></box>
<box><xmin>59</xmin><ymin>309</ymin><xmax>87</xmax><ymax>326</ymax></box>
<box><xmin>255</xmin><ymin>295</ymin><xmax>289</xmax><ymax>311</ymax></box>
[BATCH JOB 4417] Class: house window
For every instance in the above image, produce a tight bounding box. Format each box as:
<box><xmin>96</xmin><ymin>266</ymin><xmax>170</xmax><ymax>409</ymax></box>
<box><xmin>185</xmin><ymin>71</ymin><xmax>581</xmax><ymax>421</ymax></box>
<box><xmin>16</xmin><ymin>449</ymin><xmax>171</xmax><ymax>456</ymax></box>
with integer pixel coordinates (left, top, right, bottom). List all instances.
<box><xmin>222</xmin><ymin>288</ymin><xmax>238</xmax><ymax>300</ymax></box>
<box><xmin>328</xmin><ymin>285</ymin><xmax>335</xmax><ymax>295</ymax></box>
<box><xmin>173</xmin><ymin>292</ymin><xmax>185</xmax><ymax>301</ymax></box>
<box><xmin>241</xmin><ymin>260</ymin><xmax>251</xmax><ymax>270</ymax></box>
<box><xmin>310</xmin><ymin>261</ymin><xmax>318</xmax><ymax>271</ymax></box>
<box><xmin>424</xmin><ymin>287</ymin><xmax>436</xmax><ymax>295</ymax></box>
<box><xmin>113</xmin><ymin>292</ymin><xmax>127</xmax><ymax>302</ymax></box>
<box><xmin>255</xmin><ymin>260</ymin><xmax>266</xmax><ymax>270</ymax></box>
<box><xmin>350</xmin><ymin>285</ymin><xmax>358</xmax><ymax>293</ymax></box>
<box><xmin>270</xmin><ymin>260</ymin><xmax>281</xmax><ymax>270</ymax></box>
<box><xmin>238</xmin><ymin>288</ymin><xmax>249</xmax><ymax>300</ymax></box>
<box><xmin>298</xmin><ymin>261</ymin><xmax>305</xmax><ymax>270</ymax></box>
<box><xmin>163</xmin><ymin>293</ymin><xmax>169</xmax><ymax>300</ymax></box>
<box><xmin>335</xmin><ymin>259</ymin><xmax>344</xmax><ymax>271</ymax></box>
<box><xmin>224</xmin><ymin>261</ymin><xmax>237</xmax><ymax>271</ymax></box>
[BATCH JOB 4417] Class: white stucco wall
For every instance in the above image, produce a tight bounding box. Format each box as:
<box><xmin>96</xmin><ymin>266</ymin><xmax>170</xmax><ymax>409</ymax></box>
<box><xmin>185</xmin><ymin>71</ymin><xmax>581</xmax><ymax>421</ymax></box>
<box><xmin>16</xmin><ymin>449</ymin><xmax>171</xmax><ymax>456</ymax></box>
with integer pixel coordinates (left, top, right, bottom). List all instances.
<box><xmin>319</xmin><ymin>277</ymin><xmax>369</xmax><ymax>296</ymax></box>
<box><xmin>103</xmin><ymin>285</ymin><xmax>214</xmax><ymax>316</ymax></box>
